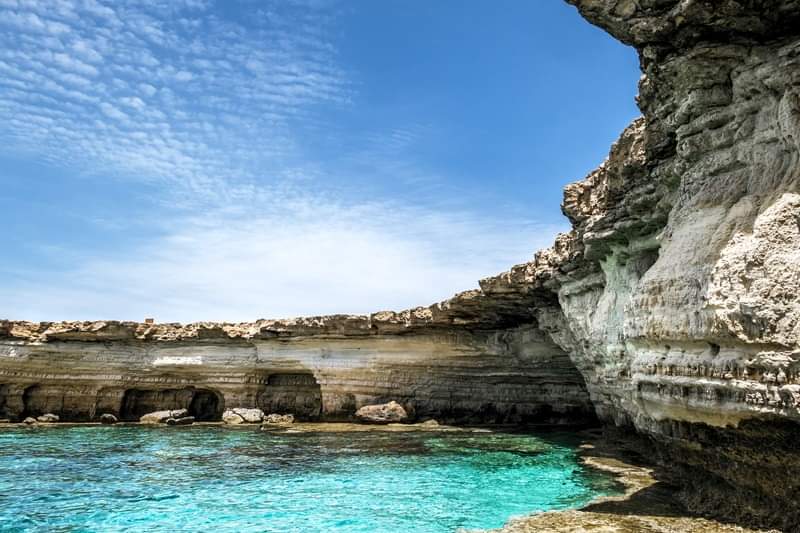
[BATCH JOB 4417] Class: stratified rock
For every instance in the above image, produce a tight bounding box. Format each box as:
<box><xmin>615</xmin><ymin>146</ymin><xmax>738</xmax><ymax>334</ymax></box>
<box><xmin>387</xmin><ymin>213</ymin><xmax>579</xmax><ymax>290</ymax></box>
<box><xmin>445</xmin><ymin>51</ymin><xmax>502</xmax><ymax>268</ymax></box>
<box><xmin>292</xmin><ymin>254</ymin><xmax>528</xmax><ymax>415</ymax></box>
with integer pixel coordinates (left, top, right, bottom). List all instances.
<box><xmin>165</xmin><ymin>416</ymin><xmax>194</xmax><ymax>426</ymax></box>
<box><xmin>222</xmin><ymin>408</ymin><xmax>264</xmax><ymax>425</ymax></box>
<box><xmin>355</xmin><ymin>401</ymin><xmax>408</xmax><ymax>424</ymax></box>
<box><xmin>262</xmin><ymin>413</ymin><xmax>294</xmax><ymax>425</ymax></box>
<box><xmin>22</xmin><ymin>417</ymin><xmax>36</xmax><ymax>425</ymax></box>
<box><xmin>139</xmin><ymin>409</ymin><xmax>188</xmax><ymax>424</ymax></box>
<box><xmin>99</xmin><ymin>413</ymin><xmax>117</xmax><ymax>424</ymax></box>
<box><xmin>36</xmin><ymin>413</ymin><xmax>59</xmax><ymax>423</ymax></box>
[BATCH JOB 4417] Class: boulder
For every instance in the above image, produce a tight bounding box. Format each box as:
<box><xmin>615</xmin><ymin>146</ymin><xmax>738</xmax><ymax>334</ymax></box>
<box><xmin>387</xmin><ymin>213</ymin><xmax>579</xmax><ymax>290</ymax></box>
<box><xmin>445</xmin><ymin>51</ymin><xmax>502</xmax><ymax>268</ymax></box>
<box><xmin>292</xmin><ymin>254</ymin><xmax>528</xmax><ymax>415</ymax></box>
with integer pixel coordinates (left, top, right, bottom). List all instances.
<box><xmin>262</xmin><ymin>413</ymin><xmax>294</xmax><ymax>425</ymax></box>
<box><xmin>419</xmin><ymin>419</ymin><xmax>440</xmax><ymax>427</ymax></box>
<box><xmin>222</xmin><ymin>407</ymin><xmax>264</xmax><ymax>424</ymax></box>
<box><xmin>165</xmin><ymin>416</ymin><xmax>195</xmax><ymax>426</ymax></box>
<box><xmin>99</xmin><ymin>413</ymin><xmax>118</xmax><ymax>425</ymax></box>
<box><xmin>140</xmin><ymin>409</ymin><xmax>188</xmax><ymax>424</ymax></box>
<box><xmin>355</xmin><ymin>401</ymin><xmax>408</xmax><ymax>424</ymax></box>
<box><xmin>36</xmin><ymin>413</ymin><xmax>59</xmax><ymax>423</ymax></box>
<box><xmin>22</xmin><ymin>417</ymin><xmax>37</xmax><ymax>425</ymax></box>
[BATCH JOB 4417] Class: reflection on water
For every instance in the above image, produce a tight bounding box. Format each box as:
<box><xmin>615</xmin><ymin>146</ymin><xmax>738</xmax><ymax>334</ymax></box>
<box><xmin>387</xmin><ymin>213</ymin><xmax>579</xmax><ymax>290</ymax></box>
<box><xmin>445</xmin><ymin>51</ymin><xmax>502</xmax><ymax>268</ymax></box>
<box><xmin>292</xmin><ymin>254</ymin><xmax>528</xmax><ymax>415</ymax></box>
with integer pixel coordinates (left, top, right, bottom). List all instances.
<box><xmin>0</xmin><ymin>425</ymin><xmax>620</xmax><ymax>533</ymax></box>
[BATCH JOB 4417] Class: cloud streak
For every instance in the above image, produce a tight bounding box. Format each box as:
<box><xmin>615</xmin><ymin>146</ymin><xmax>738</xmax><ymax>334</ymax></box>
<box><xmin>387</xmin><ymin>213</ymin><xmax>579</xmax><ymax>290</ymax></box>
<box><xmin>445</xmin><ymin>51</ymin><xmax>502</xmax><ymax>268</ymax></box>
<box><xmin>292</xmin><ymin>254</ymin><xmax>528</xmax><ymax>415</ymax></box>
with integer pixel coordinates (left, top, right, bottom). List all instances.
<box><xmin>0</xmin><ymin>0</ymin><xmax>564</xmax><ymax>322</ymax></box>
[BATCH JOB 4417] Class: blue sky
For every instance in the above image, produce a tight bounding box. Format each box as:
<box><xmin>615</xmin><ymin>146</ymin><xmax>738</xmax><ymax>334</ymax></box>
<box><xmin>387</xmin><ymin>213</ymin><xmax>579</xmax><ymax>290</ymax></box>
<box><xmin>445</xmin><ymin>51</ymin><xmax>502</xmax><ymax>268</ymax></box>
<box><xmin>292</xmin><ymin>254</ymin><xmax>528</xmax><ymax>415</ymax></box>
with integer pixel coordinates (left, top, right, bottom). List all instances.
<box><xmin>0</xmin><ymin>0</ymin><xmax>639</xmax><ymax>322</ymax></box>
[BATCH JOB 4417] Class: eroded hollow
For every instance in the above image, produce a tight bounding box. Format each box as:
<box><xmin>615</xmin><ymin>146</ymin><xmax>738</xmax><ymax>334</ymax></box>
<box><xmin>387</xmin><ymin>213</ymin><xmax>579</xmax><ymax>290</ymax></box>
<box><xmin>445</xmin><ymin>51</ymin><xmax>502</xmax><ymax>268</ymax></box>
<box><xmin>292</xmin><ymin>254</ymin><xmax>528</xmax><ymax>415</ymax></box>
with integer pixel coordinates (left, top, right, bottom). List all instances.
<box><xmin>0</xmin><ymin>384</ymin><xmax>9</xmax><ymax>419</ymax></box>
<box><xmin>119</xmin><ymin>388</ymin><xmax>223</xmax><ymax>421</ymax></box>
<box><xmin>257</xmin><ymin>373</ymin><xmax>322</xmax><ymax>420</ymax></box>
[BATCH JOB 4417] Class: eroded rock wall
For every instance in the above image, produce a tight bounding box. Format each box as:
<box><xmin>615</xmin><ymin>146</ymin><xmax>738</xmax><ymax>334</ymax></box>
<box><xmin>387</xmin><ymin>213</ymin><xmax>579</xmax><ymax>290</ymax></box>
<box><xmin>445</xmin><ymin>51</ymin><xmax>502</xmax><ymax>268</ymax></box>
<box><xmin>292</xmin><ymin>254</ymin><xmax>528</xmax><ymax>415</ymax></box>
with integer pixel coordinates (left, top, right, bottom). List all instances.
<box><xmin>543</xmin><ymin>2</ymin><xmax>800</xmax><ymax>528</ymax></box>
<box><xmin>0</xmin><ymin>320</ymin><xmax>593</xmax><ymax>424</ymax></box>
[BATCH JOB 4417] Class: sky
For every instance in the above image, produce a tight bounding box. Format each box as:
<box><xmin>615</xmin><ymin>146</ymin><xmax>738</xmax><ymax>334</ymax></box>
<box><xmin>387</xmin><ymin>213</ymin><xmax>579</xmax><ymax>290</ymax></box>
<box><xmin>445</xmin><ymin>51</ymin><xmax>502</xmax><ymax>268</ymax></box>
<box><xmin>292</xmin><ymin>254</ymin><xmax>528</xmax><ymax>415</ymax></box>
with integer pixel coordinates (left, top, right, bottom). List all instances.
<box><xmin>0</xmin><ymin>0</ymin><xmax>640</xmax><ymax>322</ymax></box>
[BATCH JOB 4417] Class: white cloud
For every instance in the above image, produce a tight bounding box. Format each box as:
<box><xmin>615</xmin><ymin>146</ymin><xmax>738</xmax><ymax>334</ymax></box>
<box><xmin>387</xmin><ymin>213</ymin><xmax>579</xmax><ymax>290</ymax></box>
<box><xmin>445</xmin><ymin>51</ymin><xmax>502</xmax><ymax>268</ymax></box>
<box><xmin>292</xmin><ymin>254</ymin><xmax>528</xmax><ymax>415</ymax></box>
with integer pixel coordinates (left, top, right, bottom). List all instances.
<box><xmin>0</xmin><ymin>0</ymin><xmax>560</xmax><ymax>322</ymax></box>
<box><xmin>99</xmin><ymin>102</ymin><xmax>127</xmax><ymax>120</ymax></box>
<box><xmin>1</xmin><ymin>196</ymin><xmax>564</xmax><ymax>322</ymax></box>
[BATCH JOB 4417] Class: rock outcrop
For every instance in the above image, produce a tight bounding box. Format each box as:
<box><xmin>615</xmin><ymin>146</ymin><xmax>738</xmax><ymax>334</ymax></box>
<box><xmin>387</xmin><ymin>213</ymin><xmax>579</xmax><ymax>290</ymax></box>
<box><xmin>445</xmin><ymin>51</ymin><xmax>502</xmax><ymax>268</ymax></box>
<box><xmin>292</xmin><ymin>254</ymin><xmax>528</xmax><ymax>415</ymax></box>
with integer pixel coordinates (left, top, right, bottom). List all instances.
<box><xmin>223</xmin><ymin>408</ymin><xmax>265</xmax><ymax>424</ymax></box>
<box><xmin>165</xmin><ymin>416</ymin><xmax>195</xmax><ymax>426</ymax></box>
<box><xmin>262</xmin><ymin>414</ymin><xmax>294</xmax><ymax>426</ymax></box>
<box><xmin>140</xmin><ymin>409</ymin><xmax>189</xmax><ymax>424</ymax></box>
<box><xmin>355</xmin><ymin>401</ymin><xmax>409</xmax><ymax>424</ymax></box>
<box><xmin>0</xmin><ymin>0</ymin><xmax>798</xmax><ymax>529</ymax></box>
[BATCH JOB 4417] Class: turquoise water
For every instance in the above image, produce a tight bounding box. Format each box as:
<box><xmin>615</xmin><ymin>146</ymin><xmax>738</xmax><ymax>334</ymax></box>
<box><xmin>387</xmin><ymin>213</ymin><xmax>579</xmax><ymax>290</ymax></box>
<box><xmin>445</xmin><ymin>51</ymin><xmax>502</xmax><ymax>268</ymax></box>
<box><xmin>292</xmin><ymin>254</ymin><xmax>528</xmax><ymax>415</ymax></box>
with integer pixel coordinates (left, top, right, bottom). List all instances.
<box><xmin>0</xmin><ymin>426</ymin><xmax>619</xmax><ymax>532</ymax></box>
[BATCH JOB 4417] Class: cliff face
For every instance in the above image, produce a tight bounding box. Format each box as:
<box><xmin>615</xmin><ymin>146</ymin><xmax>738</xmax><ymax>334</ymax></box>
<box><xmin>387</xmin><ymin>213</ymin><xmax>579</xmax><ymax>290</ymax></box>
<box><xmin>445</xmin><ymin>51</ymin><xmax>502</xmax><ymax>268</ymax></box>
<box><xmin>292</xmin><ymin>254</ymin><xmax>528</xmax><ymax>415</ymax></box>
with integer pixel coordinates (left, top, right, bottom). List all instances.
<box><xmin>549</xmin><ymin>1</ymin><xmax>800</xmax><ymax>528</ymax></box>
<box><xmin>2</xmin><ymin>1</ymin><xmax>799</xmax><ymax>529</ymax></box>
<box><xmin>0</xmin><ymin>318</ymin><xmax>593</xmax><ymax>425</ymax></box>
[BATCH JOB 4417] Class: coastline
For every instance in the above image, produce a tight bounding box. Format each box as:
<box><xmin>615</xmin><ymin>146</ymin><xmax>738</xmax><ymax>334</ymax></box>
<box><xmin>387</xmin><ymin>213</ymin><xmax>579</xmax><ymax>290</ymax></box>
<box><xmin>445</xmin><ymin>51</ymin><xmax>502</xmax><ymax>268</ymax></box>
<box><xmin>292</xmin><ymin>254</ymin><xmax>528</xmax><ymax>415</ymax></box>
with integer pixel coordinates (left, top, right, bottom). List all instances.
<box><xmin>490</xmin><ymin>431</ymin><xmax>779</xmax><ymax>533</ymax></box>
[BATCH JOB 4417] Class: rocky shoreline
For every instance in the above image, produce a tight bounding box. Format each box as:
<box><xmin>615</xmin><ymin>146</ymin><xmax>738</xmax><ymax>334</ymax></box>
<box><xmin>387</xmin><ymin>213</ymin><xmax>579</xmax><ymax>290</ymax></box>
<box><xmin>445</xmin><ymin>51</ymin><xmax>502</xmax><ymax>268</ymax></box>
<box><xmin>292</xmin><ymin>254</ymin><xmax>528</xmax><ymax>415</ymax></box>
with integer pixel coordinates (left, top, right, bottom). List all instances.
<box><xmin>490</xmin><ymin>429</ymin><xmax>779</xmax><ymax>533</ymax></box>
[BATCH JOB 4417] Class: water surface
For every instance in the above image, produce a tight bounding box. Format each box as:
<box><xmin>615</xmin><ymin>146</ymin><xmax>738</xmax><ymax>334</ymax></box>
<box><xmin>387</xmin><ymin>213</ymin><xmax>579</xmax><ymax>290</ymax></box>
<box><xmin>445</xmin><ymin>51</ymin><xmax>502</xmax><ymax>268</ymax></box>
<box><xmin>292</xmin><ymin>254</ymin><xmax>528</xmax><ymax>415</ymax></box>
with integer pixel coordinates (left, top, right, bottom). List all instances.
<box><xmin>0</xmin><ymin>425</ymin><xmax>619</xmax><ymax>532</ymax></box>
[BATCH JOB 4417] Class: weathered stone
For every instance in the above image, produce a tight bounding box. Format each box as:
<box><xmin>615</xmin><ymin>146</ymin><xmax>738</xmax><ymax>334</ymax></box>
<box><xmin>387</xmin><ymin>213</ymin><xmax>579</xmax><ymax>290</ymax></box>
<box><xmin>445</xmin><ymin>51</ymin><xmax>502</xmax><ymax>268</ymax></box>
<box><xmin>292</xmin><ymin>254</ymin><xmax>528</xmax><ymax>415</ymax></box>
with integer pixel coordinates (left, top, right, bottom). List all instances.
<box><xmin>355</xmin><ymin>401</ymin><xmax>408</xmax><ymax>424</ymax></box>
<box><xmin>262</xmin><ymin>413</ymin><xmax>294</xmax><ymax>425</ymax></box>
<box><xmin>222</xmin><ymin>408</ymin><xmax>264</xmax><ymax>424</ymax></box>
<box><xmin>36</xmin><ymin>413</ymin><xmax>59</xmax><ymax>423</ymax></box>
<box><xmin>99</xmin><ymin>413</ymin><xmax>117</xmax><ymax>425</ymax></box>
<box><xmin>139</xmin><ymin>409</ymin><xmax>188</xmax><ymax>424</ymax></box>
<box><xmin>22</xmin><ymin>417</ymin><xmax>36</xmax><ymax>425</ymax></box>
<box><xmin>165</xmin><ymin>416</ymin><xmax>194</xmax><ymax>426</ymax></box>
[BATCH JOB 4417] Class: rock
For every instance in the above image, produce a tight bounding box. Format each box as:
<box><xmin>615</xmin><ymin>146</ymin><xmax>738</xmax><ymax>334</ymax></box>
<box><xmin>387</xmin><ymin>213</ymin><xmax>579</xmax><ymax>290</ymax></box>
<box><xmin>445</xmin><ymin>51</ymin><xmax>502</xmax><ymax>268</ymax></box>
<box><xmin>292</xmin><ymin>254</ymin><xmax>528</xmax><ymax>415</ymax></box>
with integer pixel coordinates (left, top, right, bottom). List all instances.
<box><xmin>355</xmin><ymin>401</ymin><xmax>408</xmax><ymax>424</ymax></box>
<box><xmin>22</xmin><ymin>417</ymin><xmax>36</xmax><ymax>425</ymax></box>
<box><xmin>165</xmin><ymin>416</ymin><xmax>194</xmax><ymax>426</ymax></box>
<box><xmin>99</xmin><ymin>413</ymin><xmax>117</xmax><ymax>424</ymax></box>
<box><xmin>36</xmin><ymin>413</ymin><xmax>59</xmax><ymax>423</ymax></box>
<box><xmin>418</xmin><ymin>419</ymin><xmax>439</xmax><ymax>427</ymax></box>
<box><xmin>139</xmin><ymin>409</ymin><xmax>188</xmax><ymax>424</ymax></box>
<box><xmin>222</xmin><ymin>408</ymin><xmax>264</xmax><ymax>424</ymax></box>
<box><xmin>262</xmin><ymin>413</ymin><xmax>294</xmax><ymax>425</ymax></box>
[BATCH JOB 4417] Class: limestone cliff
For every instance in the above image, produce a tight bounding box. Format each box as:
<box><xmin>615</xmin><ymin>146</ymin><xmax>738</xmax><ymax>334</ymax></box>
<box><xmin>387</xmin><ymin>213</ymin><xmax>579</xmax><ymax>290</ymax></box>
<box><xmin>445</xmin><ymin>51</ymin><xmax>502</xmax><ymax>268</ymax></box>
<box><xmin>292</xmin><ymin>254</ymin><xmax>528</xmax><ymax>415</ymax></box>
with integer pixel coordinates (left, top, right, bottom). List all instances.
<box><xmin>2</xmin><ymin>0</ymin><xmax>800</xmax><ymax>530</ymax></box>
<box><xmin>0</xmin><ymin>317</ymin><xmax>592</xmax><ymax>425</ymax></box>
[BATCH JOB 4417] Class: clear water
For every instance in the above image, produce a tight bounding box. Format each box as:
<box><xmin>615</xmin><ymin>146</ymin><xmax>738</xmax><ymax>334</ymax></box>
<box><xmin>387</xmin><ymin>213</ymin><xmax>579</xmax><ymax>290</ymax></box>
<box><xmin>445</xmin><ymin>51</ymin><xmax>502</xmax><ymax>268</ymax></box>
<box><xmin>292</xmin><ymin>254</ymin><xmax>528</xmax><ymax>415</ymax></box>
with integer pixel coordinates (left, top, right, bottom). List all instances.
<box><xmin>0</xmin><ymin>425</ymin><xmax>619</xmax><ymax>533</ymax></box>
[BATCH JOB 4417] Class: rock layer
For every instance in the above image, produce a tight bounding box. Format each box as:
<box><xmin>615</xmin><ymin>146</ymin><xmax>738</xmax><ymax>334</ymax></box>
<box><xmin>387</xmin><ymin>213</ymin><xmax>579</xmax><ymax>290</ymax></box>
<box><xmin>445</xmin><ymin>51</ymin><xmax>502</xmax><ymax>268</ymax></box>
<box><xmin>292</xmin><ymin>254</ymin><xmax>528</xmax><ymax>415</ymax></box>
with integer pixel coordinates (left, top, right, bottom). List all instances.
<box><xmin>1</xmin><ymin>1</ymin><xmax>799</xmax><ymax>530</ymax></box>
<box><xmin>0</xmin><ymin>321</ymin><xmax>593</xmax><ymax>425</ymax></box>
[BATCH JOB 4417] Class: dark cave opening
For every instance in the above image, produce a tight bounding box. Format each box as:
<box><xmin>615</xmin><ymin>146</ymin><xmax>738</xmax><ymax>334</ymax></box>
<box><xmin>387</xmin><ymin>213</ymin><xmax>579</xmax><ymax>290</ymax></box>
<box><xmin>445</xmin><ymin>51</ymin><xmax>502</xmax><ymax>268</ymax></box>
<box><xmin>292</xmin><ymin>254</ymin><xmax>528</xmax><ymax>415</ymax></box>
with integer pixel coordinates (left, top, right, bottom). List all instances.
<box><xmin>119</xmin><ymin>388</ymin><xmax>223</xmax><ymax>421</ymax></box>
<box><xmin>21</xmin><ymin>384</ymin><xmax>57</xmax><ymax>418</ymax></box>
<box><xmin>0</xmin><ymin>384</ymin><xmax>9</xmax><ymax>419</ymax></box>
<box><xmin>257</xmin><ymin>373</ymin><xmax>322</xmax><ymax>420</ymax></box>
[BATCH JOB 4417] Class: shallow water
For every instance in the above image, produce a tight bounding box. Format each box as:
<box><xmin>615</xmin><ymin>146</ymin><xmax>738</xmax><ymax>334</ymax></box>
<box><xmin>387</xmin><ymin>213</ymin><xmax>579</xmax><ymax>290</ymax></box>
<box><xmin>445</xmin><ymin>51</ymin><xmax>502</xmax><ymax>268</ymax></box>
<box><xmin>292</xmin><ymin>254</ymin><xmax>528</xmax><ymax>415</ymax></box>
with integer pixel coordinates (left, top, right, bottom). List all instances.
<box><xmin>0</xmin><ymin>425</ymin><xmax>620</xmax><ymax>532</ymax></box>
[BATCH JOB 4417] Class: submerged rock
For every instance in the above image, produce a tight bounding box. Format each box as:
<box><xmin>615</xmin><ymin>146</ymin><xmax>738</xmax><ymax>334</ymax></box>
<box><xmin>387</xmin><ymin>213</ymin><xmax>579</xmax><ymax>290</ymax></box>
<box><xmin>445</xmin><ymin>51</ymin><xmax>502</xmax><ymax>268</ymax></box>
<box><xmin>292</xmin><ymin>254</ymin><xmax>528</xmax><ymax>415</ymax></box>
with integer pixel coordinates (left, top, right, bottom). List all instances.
<box><xmin>222</xmin><ymin>408</ymin><xmax>264</xmax><ymax>424</ymax></box>
<box><xmin>355</xmin><ymin>401</ymin><xmax>408</xmax><ymax>424</ymax></box>
<box><xmin>140</xmin><ymin>409</ymin><xmax>188</xmax><ymax>424</ymax></box>
<box><xmin>262</xmin><ymin>413</ymin><xmax>294</xmax><ymax>425</ymax></box>
<box><xmin>36</xmin><ymin>413</ymin><xmax>59</xmax><ymax>423</ymax></box>
<box><xmin>99</xmin><ymin>413</ymin><xmax>118</xmax><ymax>425</ymax></box>
<box><xmin>165</xmin><ymin>416</ymin><xmax>195</xmax><ymax>426</ymax></box>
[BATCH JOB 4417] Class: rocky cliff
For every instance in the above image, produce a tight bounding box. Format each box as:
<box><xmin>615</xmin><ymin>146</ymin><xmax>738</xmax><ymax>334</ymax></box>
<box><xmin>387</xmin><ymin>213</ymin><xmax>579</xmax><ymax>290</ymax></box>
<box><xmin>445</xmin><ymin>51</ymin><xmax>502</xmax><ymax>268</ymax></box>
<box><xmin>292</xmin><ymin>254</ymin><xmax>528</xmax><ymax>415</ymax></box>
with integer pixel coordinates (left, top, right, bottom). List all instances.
<box><xmin>0</xmin><ymin>317</ymin><xmax>593</xmax><ymax>425</ymax></box>
<box><xmin>2</xmin><ymin>0</ymin><xmax>799</xmax><ymax>530</ymax></box>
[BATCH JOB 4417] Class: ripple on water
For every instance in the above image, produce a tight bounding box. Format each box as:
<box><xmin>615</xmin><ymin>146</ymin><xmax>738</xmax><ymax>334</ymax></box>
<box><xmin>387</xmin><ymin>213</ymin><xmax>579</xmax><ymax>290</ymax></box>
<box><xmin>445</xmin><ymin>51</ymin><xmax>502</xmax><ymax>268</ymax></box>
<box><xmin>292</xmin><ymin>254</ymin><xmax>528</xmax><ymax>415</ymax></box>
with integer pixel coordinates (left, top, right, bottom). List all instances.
<box><xmin>0</xmin><ymin>426</ymin><xmax>621</xmax><ymax>533</ymax></box>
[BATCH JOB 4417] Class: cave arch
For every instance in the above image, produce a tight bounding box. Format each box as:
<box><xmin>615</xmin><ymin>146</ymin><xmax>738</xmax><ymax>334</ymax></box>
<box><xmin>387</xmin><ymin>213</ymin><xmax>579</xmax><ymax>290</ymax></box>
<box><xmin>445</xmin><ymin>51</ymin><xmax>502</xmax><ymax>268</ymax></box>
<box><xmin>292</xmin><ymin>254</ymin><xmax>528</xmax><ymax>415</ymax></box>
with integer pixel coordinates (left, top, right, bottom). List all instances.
<box><xmin>257</xmin><ymin>373</ymin><xmax>322</xmax><ymax>420</ymax></box>
<box><xmin>22</xmin><ymin>384</ymin><xmax>55</xmax><ymax>418</ymax></box>
<box><xmin>119</xmin><ymin>387</ymin><xmax>223</xmax><ymax>421</ymax></box>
